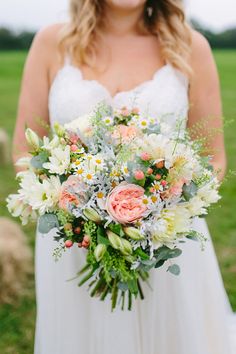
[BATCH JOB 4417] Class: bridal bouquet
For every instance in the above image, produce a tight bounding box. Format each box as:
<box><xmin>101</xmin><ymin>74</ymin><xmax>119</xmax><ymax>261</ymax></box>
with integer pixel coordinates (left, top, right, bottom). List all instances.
<box><xmin>7</xmin><ymin>105</ymin><xmax>221</xmax><ymax>310</ymax></box>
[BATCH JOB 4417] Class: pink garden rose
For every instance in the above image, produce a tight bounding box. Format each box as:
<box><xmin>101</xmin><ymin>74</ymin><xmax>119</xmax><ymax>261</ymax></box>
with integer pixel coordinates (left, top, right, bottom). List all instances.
<box><xmin>59</xmin><ymin>176</ymin><xmax>87</xmax><ymax>211</ymax></box>
<box><xmin>106</xmin><ymin>183</ymin><xmax>147</xmax><ymax>224</ymax></box>
<box><xmin>112</xmin><ymin>125</ymin><xmax>139</xmax><ymax>144</ymax></box>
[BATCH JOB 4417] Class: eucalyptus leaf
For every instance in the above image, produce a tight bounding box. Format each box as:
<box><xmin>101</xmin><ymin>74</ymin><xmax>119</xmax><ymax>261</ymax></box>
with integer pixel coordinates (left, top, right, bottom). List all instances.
<box><xmin>30</xmin><ymin>151</ymin><xmax>48</xmax><ymax>169</ymax></box>
<box><xmin>117</xmin><ymin>282</ymin><xmax>129</xmax><ymax>291</ymax></box>
<box><xmin>167</xmin><ymin>264</ymin><xmax>181</xmax><ymax>276</ymax></box>
<box><xmin>154</xmin><ymin>246</ymin><xmax>182</xmax><ymax>263</ymax></box>
<box><xmin>182</xmin><ymin>181</ymin><xmax>198</xmax><ymax>201</ymax></box>
<box><xmin>38</xmin><ymin>214</ymin><xmax>59</xmax><ymax>234</ymax></box>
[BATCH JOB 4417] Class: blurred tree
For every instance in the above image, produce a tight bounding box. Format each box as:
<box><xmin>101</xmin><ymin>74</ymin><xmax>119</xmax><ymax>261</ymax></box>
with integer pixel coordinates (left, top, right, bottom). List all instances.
<box><xmin>0</xmin><ymin>22</ymin><xmax>236</xmax><ymax>50</ymax></box>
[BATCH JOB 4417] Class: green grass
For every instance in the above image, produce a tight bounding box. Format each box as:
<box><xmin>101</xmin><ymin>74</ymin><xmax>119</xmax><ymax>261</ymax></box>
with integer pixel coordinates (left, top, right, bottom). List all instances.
<box><xmin>0</xmin><ymin>50</ymin><xmax>236</xmax><ymax>353</ymax></box>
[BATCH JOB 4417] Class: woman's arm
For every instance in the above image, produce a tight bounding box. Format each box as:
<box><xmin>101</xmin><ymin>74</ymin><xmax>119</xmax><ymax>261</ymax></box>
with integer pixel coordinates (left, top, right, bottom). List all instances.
<box><xmin>188</xmin><ymin>31</ymin><xmax>226</xmax><ymax>182</ymax></box>
<box><xmin>12</xmin><ymin>24</ymin><xmax>62</xmax><ymax>167</ymax></box>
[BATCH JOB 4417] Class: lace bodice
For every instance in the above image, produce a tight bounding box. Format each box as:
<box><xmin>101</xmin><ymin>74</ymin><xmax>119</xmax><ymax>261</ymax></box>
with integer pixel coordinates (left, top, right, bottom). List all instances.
<box><xmin>49</xmin><ymin>61</ymin><xmax>189</xmax><ymax>129</ymax></box>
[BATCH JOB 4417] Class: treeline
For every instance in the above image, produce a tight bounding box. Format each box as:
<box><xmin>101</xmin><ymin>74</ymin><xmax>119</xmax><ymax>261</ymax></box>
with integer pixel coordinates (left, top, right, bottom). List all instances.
<box><xmin>0</xmin><ymin>28</ymin><xmax>34</xmax><ymax>50</ymax></box>
<box><xmin>0</xmin><ymin>21</ymin><xmax>236</xmax><ymax>50</ymax></box>
<box><xmin>191</xmin><ymin>19</ymin><xmax>236</xmax><ymax>49</ymax></box>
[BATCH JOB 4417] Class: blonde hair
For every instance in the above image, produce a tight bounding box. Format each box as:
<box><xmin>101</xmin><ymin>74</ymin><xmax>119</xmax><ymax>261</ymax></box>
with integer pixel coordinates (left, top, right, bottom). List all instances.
<box><xmin>59</xmin><ymin>0</ymin><xmax>192</xmax><ymax>75</ymax></box>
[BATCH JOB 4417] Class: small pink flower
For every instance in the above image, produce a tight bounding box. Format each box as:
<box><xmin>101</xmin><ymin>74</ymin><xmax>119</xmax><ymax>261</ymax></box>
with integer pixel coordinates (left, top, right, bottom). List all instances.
<box><xmin>106</xmin><ymin>183</ymin><xmax>147</xmax><ymax>224</ymax></box>
<box><xmin>70</xmin><ymin>144</ymin><xmax>78</xmax><ymax>152</ymax></box>
<box><xmin>134</xmin><ymin>170</ymin><xmax>145</xmax><ymax>180</ymax></box>
<box><xmin>121</xmin><ymin>107</ymin><xmax>130</xmax><ymax>116</ymax></box>
<box><xmin>161</xmin><ymin>180</ymin><xmax>167</xmax><ymax>187</ymax></box>
<box><xmin>69</xmin><ymin>132</ymin><xmax>79</xmax><ymax>145</ymax></box>
<box><xmin>112</xmin><ymin>125</ymin><xmax>139</xmax><ymax>144</ymax></box>
<box><xmin>140</xmin><ymin>152</ymin><xmax>151</xmax><ymax>161</ymax></box>
<box><xmin>59</xmin><ymin>176</ymin><xmax>87</xmax><ymax>211</ymax></box>
<box><xmin>132</xmin><ymin>107</ymin><xmax>139</xmax><ymax>114</ymax></box>
<box><xmin>169</xmin><ymin>180</ymin><xmax>185</xmax><ymax>197</ymax></box>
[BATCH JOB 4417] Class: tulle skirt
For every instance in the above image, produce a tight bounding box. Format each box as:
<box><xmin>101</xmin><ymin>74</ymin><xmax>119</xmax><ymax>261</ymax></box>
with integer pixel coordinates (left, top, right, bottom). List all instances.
<box><xmin>34</xmin><ymin>218</ymin><xmax>236</xmax><ymax>354</ymax></box>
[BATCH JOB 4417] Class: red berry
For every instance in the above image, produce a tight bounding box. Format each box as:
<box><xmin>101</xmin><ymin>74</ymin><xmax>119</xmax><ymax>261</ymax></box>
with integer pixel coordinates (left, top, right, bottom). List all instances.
<box><xmin>83</xmin><ymin>235</ymin><xmax>90</xmax><ymax>243</ymax></box>
<box><xmin>155</xmin><ymin>174</ymin><xmax>162</xmax><ymax>180</ymax></box>
<box><xmin>74</xmin><ymin>226</ymin><xmax>81</xmax><ymax>235</ymax></box>
<box><xmin>161</xmin><ymin>180</ymin><xmax>167</xmax><ymax>187</ymax></box>
<box><xmin>147</xmin><ymin>168</ymin><xmax>153</xmax><ymax>175</ymax></box>
<box><xmin>65</xmin><ymin>240</ymin><xmax>73</xmax><ymax>248</ymax></box>
<box><xmin>82</xmin><ymin>240</ymin><xmax>89</xmax><ymax>248</ymax></box>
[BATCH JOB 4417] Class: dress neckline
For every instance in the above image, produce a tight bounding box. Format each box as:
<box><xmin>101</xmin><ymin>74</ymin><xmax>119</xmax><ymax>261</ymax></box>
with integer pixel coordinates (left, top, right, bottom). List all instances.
<box><xmin>49</xmin><ymin>62</ymin><xmax>172</xmax><ymax>101</ymax></box>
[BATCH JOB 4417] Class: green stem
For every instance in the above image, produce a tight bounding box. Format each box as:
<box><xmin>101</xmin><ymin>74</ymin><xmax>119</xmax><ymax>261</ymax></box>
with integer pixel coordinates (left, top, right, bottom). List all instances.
<box><xmin>100</xmin><ymin>284</ymin><xmax>110</xmax><ymax>301</ymax></box>
<box><xmin>78</xmin><ymin>269</ymin><xmax>94</xmax><ymax>287</ymax></box>
<box><xmin>137</xmin><ymin>279</ymin><xmax>144</xmax><ymax>300</ymax></box>
<box><xmin>121</xmin><ymin>291</ymin><xmax>125</xmax><ymax>311</ymax></box>
<box><xmin>128</xmin><ymin>291</ymin><xmax>132</xmax><ymax>311</ymax></box>
<box><xmin>90</xmin><ymin>277</ymin><xmax>106</xmax><ymax>297</ymax></box>
<box><xmin>111</xmin><ymin>278</ymin><xmax>118</xmax><ymax>311</ymax></box>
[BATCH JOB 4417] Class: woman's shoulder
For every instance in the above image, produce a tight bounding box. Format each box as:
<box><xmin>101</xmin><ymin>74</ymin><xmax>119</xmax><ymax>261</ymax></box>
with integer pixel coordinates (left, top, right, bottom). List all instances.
<box><xmin>28</xmin><ymin>23</ymin><xmax>68</xmax><ymax>74</ymax></box>
<box><xmin>189</xmin><ymin>29</ymin><xmax>215</xmax><ymax>73</ymax></box>
<box><xmin>32</xmin><ymin>23</ymin><xmax>66</xmax><ymax>52</ymax></box>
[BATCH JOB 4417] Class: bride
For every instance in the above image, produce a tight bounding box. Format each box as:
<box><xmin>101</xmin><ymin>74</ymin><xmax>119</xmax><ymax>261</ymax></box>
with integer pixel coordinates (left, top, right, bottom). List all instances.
<box><xmin>13</xmin><ymin>0</ymin><xmax>235</xmax><ymax>353</ymax></box>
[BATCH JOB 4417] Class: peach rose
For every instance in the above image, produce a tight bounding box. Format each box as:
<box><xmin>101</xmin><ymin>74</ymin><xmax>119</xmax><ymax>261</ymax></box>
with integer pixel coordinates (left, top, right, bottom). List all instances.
<box><xmin>59</xmin><ymin>176</ymin><xmax>87</xmax><ymax>211</ymax></box>
<box><xmin>112</xmin><ymin>125</ymin><xmax>139</xmax><ymax>144</ymax></box>
<box><xmin>106</xmin><ymin>183</ymin><xmax>147</xmax><ymax>224</ymax></box>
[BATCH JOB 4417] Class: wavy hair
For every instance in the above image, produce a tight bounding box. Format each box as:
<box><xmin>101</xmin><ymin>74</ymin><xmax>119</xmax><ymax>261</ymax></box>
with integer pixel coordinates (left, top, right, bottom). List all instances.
<box><xmin>59</xmin><ymin>0</ymin><xmax>192</xmax><ymax>75</ymax></box>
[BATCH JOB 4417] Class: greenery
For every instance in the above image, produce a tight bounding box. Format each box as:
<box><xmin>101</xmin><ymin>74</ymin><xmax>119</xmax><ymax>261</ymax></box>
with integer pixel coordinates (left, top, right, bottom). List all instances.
<box><xmin>1</xmin><ymin>21</ymin><xmax>236</xmax><ymax>51</ymax></box>
<box><xmin>0</xmin><ymin>50</ymin><xmax>235</xmax><ymax>353</ymax></box>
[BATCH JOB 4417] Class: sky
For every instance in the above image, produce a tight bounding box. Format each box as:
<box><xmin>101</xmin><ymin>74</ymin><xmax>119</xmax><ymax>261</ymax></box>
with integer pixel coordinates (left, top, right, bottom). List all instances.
<box><xmin>0</xmin><ymin>0</ymin><xmax>236</xmax><ymax>33</ymax></box>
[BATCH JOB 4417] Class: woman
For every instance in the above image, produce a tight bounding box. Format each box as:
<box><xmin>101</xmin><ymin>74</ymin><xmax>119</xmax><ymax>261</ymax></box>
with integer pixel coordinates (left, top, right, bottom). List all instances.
<box><xmin>13</xmin><ymin>1</ymin><xmax>236</xmax><ymax>353</ymax></box>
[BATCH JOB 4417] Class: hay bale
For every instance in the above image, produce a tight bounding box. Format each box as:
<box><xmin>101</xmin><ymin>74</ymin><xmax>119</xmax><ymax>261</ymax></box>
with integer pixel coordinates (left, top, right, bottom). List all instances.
<box><xmin>0</xmin><ymin>128</ymin><xmax>10</xmax><ymax>165</ymax></box>
<box><xmin>0</xmin><ymin>217</ymin><xmax>33</xmax><ymax>304</ymax></box>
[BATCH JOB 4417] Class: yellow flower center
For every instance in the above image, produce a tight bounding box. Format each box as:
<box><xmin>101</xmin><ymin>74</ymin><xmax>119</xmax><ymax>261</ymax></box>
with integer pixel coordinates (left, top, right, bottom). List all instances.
<box><xmin>151</xmin><ymin>196</ymin><xmax>158</xmax><ymax>203</ymax></box>
<box><xmin>97</xmin><ymin>192</ymin><xmax>104</xmax><ymax>198</ymax></box>
<box><xmin>77</xmin><ymin>168</ymin><xmax>83</xmax><ymax>175</ymax></box>
<box><xmin>86</xmin><ymin>174</ymin><xmax>93</xmax><ymax>180</ymax></box>
<box><xmin>142</xmin><ymin>198</ymin><xmax>149</xmax><ymax>205</ymax></box>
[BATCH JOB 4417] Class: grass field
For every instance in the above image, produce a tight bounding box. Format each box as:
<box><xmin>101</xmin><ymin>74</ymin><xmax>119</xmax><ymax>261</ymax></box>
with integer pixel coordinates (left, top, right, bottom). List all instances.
<box><xmin>0</xmin><ymin>50</ymin><xmax>236</xmax><ymax>353</ymax></box>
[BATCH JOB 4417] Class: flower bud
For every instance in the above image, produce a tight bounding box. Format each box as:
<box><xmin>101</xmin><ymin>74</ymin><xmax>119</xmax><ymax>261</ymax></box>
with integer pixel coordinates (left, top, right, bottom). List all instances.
<box><xmin>94</xmin><ymin>244</ymin><xmax>107</xmax><ymax>262</ymax></box>
<box><xmin>120</xmin><ymin>238</ymin><xmax>133</xmax><ymax>255</ymax></box>
<box><xmin>54</xmin><ymin>122</ymin><xmax>65</xmax><ymax>137</ymax></box>
<box><xmin>106</xmin><ymin>230</ymin><xmax>123</xmax><ymax>250</ymax></box>
<box><xmin>123</xmin><ymin>227</ymin><xmax>144</xmax><ymax>241</ymax></box>
<box><xmin>25</xmin><ymin>128</ymin><xmax>40</xmax><ymax>150</ymax></box>
<box><xmin>83</xmin><ymin>208</ymin><xmax>101</xmax><ymax>223</ymax></box>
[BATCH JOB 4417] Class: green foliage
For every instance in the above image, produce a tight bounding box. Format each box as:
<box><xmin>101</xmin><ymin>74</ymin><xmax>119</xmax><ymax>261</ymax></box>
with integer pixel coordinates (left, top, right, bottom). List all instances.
<box><xmin>0</xmin><ymin>28</ymin><xmax>35</xmax><ymax>51</ymax></box>
<box><xmin>38</xmin><ymin>213</ymin><xmax>59</xmax><ymax>234</ymax></box>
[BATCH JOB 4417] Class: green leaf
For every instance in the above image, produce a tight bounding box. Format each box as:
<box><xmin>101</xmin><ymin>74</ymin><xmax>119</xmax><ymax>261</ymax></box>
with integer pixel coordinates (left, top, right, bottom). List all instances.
<box><xmin>154</xmin><ymin>246</ymin><xmax>182</xmax><ymax>263</ymax></box>
<box><xmin>154</xmin><ymin>259</ymin><xmax>166</xmax><ymax>268</ymax></box>
<box><xmin>38</xmin><ymin>213</ymin><xmax>59</xmax><ymax>234</ymax></box>
<box><xmin>109</xmin><ymin>223</ymin><xmax>124</xmax><ymax>237</ymax></box>
<box><xmin>30</xmin><ymin>151</ymin><xmax>48</xmax><ymax>169</ymax></box>
<box><xmin>127</xmin><ymin>278</ymin><xmax>138</xmax><ymax>295</ymax></box>
<box><xmin>182</xmin><ymin>181</ymin><xmax>198</xmax><ymax>201</ymax></box>
<box><xmin>135</xmin><ymin>248</ymin><xmax>150</xmax><ymax>260</ymax></box>
<box><xmin>167</xmin><ymin>264</ymin><xmax>181</xmax><ymax>276</ymax></box>
<box><xmin>97</xmin><ymin>227</ymin><xmax>110</xmax><ymax>246</ymax></box>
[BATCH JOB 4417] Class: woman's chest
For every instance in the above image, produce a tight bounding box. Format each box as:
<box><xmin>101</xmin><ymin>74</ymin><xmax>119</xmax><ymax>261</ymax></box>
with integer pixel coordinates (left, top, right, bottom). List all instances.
<box><xmin>48</xmin><ymin>63</ymin><xmax>189</xmax><ymax>129</ymax></box>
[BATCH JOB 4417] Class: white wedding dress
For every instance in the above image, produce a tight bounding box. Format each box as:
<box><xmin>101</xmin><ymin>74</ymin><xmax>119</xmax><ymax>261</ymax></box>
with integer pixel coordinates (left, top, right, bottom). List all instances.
<box><xmin>34</xmin><ymin>58</ymin><xmax>236</xmax><ymax>354</ymax></box>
